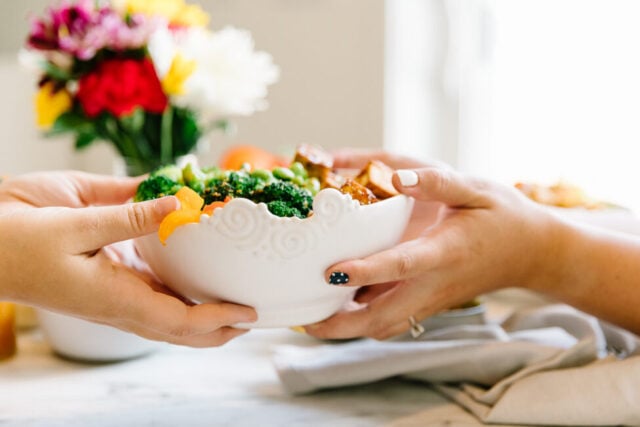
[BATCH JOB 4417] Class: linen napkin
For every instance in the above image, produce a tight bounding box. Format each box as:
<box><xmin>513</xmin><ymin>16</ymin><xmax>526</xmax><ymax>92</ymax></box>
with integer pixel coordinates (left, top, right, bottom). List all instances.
<box><xmin>272</xmin><ymin>304</ymin><xmax>640</xmax><ymax>426</ymax></box>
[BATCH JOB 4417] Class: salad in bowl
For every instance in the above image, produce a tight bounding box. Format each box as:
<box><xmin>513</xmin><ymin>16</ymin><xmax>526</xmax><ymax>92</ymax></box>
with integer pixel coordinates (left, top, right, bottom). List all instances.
<box><xmin>134</xmin><ymin>145</ymin><xmax>414</xmax><ymax>328</ymax></box>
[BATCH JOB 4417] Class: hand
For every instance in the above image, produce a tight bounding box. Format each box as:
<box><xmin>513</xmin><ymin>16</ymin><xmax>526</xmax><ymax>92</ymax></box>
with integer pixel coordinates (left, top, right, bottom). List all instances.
<box><xmin>331</xmin><ymin>148</ymin><xmax>447</xmax><ymax>242</ymax></box>
<box><xmin>306</xmin><ymin>153</ymin><xmax>556</xmax><ymax>340</ymax></box>
<box><xmin>0</xmin><ymin>171</ymin><xmax>257</xmax><ymax>347</ymax></box>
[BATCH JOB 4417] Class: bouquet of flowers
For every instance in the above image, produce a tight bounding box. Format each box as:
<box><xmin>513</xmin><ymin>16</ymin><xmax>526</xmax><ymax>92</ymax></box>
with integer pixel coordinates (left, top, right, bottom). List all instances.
<box><xmin>23</xmin><ymin>0</ymin><xmax>279</xmax><ymax>175</ymax></box>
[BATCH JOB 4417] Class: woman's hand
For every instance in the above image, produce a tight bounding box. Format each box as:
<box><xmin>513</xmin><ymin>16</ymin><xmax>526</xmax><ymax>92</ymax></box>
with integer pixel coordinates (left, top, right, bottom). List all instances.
<box><xmin>306</xmin><ymin>152</ymin><xmax>558</xmax><ymax>340</ymax></box>
<box><xmin>0</xmin><ymin>171</ymin><xmax>257</xmax><ymax>347</ymax></box>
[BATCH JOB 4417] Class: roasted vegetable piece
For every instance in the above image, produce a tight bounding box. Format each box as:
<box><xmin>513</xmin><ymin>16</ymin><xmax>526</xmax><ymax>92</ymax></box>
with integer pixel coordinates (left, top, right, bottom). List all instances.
<box><xmin>293</xmin><ymin>144</ymin><xmax>333</xmax><ymax>184</ymax></box>
<box><xmin>322</xmin><ymin>171</ymin><xmax>347</xmax><ymax>190</ymax></box>
<box><xmin>339</xmin><ymin>179</ymin><xmax>378</xmax><ymax>205</ymax></box>
<box><xmin>355</xmin><ymin>160</ymin><xmax>399</xmax><ymax>199</ymax></box>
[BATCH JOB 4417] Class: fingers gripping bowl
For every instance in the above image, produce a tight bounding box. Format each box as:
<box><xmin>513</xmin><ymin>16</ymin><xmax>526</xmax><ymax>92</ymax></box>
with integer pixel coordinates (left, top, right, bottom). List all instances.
<box><xmin>135</xmin><ymin>188</ymin><xmax>414</xmax><ymax>328</ymax></box>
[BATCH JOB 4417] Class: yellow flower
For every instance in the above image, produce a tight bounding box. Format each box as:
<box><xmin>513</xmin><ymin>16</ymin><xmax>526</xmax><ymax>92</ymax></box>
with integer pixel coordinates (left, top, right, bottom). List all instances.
<box><xmin>34</xmin><ymin>82</ymin><xmax>72</xmax><ymax>129</ymax></box>
<box><xmin>172</xmin><ymin>3</ymin><xmax>209</xmax><ymax>28</ymax></box>
<box><xmin>162</xmin><ymin>54</ymin><xmax>197</xmax><ymax>96</ymax></box>
<box><xmin>118</xmin><ymin>0</ymin><xmax>209</xmax><ymax>27</ymax></box>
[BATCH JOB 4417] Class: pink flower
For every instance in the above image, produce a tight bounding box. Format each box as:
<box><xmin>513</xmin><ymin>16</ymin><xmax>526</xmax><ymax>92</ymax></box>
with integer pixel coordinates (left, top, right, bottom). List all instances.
<box><xmin>27</xmin><ymin>0</ymin><xmax>157</xmax><ymax>60</ymax></box>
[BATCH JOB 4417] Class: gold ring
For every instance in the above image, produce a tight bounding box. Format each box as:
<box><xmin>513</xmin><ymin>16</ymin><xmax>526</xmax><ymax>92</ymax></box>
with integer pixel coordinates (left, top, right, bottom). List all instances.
<box><xmin>408</xmin><ymin>315</ymin><xmax>425</xmax><ymax>339</ymax></box>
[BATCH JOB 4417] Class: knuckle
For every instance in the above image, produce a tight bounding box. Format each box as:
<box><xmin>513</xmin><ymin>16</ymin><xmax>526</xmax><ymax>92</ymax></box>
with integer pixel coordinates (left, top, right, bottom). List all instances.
<box><xmin>167</xmin><ymin>320</ymin><xmax>195</xmax><ymax>338</ymax></box>
<box><xmin>432</xmin><ymin>169</ymin><xmax>451</xmax><ymax>194</ymax></box>
<box><xmin>127</xmin><ymin>203</ymin><xmax>149</xmax><ymax>234</ymax></box>
<box><xmin>394</xmin><ymin>250</ymin><xmax>414</xmax><ymax>278</ymax></box>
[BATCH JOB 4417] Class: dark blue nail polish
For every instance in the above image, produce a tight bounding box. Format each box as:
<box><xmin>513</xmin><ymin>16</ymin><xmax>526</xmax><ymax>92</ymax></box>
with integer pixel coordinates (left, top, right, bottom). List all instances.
<box><xmin>328</xmin><ymin>272</ymin><xmax>349</xmax><ymax>285</ymax></box>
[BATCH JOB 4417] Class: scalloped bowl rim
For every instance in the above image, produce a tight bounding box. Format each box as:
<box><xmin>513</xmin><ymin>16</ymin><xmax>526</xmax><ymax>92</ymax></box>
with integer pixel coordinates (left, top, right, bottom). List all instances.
<box><xmin>135</xmin><ymin>188</ymin><xmax>415</xmax><ymax>328</ymax></box>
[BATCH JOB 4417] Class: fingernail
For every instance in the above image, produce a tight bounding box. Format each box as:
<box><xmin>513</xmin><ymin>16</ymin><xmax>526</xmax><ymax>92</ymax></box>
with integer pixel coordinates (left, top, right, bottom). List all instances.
<box><xmin>397</xmin><ymin>169</ymin><xmax>419</xmax><ymax>187</ymax></box>
<box><xmin>154</xmin><ymin>196</ymin><xmax>180</xmax><ymax>216</ymax></box>
<box><xmin>328</xmin><ymin>272</ymin><xmax>350</xmax><ymax>285</ymax></box>
<box><xmin>290</xmin><ymin>326</ymin><xmax>306</xmax><ymax>334</ymax></box>
<box><xmin>240</xmin><ymin>311</ymin><xmax>258</xmax><ymax>323</ymax></box>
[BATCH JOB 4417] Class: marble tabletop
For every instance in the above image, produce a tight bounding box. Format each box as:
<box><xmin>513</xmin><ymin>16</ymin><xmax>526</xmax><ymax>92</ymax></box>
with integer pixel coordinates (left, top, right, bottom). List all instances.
<box><xmin>0</xmin><ymin>326</ymin><xmax>495</xmax><ymax>427</ymax></box>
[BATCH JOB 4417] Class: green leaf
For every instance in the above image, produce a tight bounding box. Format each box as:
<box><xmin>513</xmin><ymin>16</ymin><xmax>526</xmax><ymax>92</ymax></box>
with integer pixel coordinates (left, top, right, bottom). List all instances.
<box><xmin>50</xmin><ymin>111</ymin><xmax>95</xmax><ymax>136</ymax></box>
<box><xmin>103</xmin><ymin>115</ymin><xmax>120</xmax><ymax>139</ymax></box>
<box><xmin>75</xmin><ymin>133</ymin><xmax>97</xmax><ymax>150</ymax></box>
<box><xmin>120</xmin><ymin>108</ymin><xmax>145</xmax><ymax>133</ymax></box>
<box><xmin>172</xmin><ymin>108</ymin><xmax>201</xmax><ymax>155</ymax></box>
<box><xmin>41</xmin><ymin>60</ymin><xmax>72</xmax><ymax>82</ymax></box>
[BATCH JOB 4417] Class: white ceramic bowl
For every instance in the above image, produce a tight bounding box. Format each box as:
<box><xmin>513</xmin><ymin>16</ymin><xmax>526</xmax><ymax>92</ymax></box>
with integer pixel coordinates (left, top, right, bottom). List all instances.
<box><xmin>136</xmin><ymin>188</ymin><xmax>414</xmax><ymax>328</ymax></box>
<box><xmin>36</xmin><ymin>309</ymin><xmax>161</xmax><ymax>362</ymax></box>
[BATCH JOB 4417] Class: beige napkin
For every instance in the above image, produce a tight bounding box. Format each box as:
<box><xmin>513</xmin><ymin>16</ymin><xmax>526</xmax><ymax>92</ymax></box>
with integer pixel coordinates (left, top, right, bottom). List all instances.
<box><xmin>272</xmin><ymin>304</ymin><xmax>640</xmax><ymax>426</ymax></box>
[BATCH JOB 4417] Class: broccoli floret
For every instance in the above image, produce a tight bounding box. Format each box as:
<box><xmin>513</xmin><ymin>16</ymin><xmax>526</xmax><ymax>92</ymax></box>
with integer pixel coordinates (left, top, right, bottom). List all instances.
<box><xmin>266</xmin><ymin>200</ymin><xmax>304</xmax><ymax>219</ymax></box>
<box><xmin>151</xmin><ymin>165</ymin><xmax>184</xmax><ymax>184</ymax></box>
<box><xmin>256</xmin><ymin>181</ymin><xmax>313</xmax><ymax>218</ymax></box>
<box><xmin>134</xmin><ymin>175</ymin><xmax>183</xmax><ymax>202</ymax></box>
<box><xmin>202</xmin><ymin>171</ymin><xmax>261</xmax><ymax>205</ymax></box>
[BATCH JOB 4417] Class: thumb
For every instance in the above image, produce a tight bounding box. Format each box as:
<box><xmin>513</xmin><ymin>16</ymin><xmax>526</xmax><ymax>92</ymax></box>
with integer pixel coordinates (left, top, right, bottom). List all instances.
<box><xmin>392</xmin><ymin>168</ymin><xmax>489</xmax><ymax>208</ymax></box>
<box><xmin>69</xmin><ymin>196</ymin><xmax>180</xmax><ymax>252</ymax></box>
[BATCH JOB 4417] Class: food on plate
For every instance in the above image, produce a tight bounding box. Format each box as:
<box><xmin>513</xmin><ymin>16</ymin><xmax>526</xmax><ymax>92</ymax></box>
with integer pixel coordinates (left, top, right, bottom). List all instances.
<box><xmin>355</xmin><ymin>160</ymin><xmax>399</xmax><ymax>199</ymax></box>
<box><xmin>515</xmin><ymin>181</ymin><xmax>610</xmax><ymax>210</ymax></box>
<box><xmin>135</xmin><ymin>144</ymin><xmax>402</xmax><ymax>243</ymax></box>
<box><xmin>339</xmin><ymin>179</ymin><xmax>377</xmax><ymax>205</ymax></box>
<box><xmin>157</xmin><ymin>187</ymin><xmax>208</xmax><ymax>245</ymax></box>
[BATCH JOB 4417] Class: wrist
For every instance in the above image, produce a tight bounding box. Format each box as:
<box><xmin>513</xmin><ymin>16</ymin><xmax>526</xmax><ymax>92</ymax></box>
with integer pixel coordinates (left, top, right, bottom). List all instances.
<box><xmin>520</xmin><ymin>209</ymin><xmax>573</xmax><ymax>293</ymax></box>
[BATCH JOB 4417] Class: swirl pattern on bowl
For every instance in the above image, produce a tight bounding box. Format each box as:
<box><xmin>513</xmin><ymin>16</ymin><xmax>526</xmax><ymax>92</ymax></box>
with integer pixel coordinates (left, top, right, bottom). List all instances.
<box><xmin>135</xmin><ymin>188</ymin><xmax>414</xmax><ymax>327</ymax></box>
<box><xmin>204</xmin><ymin>189</ymin><xmax>360</xmax><ymax>259</ymax></box>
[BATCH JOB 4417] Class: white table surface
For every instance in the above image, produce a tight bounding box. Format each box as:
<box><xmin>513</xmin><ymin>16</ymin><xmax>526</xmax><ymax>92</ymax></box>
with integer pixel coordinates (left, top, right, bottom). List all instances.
<box><xmin>1</xmin><ymin>291</ymin><xmax>543</xmax><ymax>427</ymax></box>
<box><xmin>0</xmin><ymin>326</ymin><xmax>492</xmax><ymax>427</ymax></box>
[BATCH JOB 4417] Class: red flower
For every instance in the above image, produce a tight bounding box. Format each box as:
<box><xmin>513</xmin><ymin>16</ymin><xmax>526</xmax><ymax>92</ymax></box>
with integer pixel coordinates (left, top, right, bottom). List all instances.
<box><xmin>77</xmin><ymin>57</ymin><xmax>167</xmax><ymax>118</ymax></box>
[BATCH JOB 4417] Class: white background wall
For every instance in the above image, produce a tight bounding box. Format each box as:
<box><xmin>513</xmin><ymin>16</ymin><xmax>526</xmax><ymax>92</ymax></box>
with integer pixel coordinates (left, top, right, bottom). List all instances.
<box><xmin>463</xmin><ymin>0</ymin><xmax>640</xmax><ymax>212</ymax></box>
<box><xmin>386</xmin><ymin>0</ymin><xmax>640</xmax><ymax>212</ymax></box>
<box><xmin>0</xmin><ymin>0</ymin><xmax>384</xmax><ymax>174</ymax></box>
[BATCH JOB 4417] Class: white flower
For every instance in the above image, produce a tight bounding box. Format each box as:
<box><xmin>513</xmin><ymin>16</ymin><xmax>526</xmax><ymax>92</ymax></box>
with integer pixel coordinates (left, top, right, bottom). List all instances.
<box><xmin>18</xmin><ymin>48</ymin><xmax>73</xmax><ymax>74</ymax></box>
<box><xmin>148</xmin><ymin>26</ymin><xmax>280</xmax><ymax>120</ymax></box>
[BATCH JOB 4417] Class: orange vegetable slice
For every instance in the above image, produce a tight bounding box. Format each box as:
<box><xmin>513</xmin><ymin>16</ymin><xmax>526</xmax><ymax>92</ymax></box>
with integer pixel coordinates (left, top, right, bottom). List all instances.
<box><xmin>174</xmin><ymin>186</ymin><xmax>204</xmax><ymax>211</ymax></box>
<box><xmin>158</xmin><ymin>187</ymin><xmax>205</xmax><ymax>245</ymax></box>
<box><xmin>158</xmin><ymin>209</ymin><xmax>202</xmax><ymax>245</ymax></box>
<box><xmin>202</xmin><ymin>196</ymin><xmax>232</xmax><ymax>216</ymax></box>
<box><xmin>202</xmin><ymin>201</ymin><xmax>225</xmax><ymax>216</ymax></box>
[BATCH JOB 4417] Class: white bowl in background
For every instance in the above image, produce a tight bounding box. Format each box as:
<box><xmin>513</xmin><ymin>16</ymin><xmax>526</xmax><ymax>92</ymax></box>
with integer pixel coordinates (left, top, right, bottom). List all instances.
<box><xmin>136</xmin><ymin>189</ymin><xmax>414</xmax><ymax>328</ymax></box>
<box><xmin>36</xmin><ymin>309</ymin><xmax>161</xmax><ymax>362</ymax></box>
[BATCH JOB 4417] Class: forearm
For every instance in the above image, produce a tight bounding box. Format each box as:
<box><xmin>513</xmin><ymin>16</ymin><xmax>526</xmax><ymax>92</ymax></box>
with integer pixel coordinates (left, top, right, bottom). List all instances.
<box><xmin>531</xmin><ymin>218</ymin><xmax>640</xmax><ymax>334</ymax></box>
